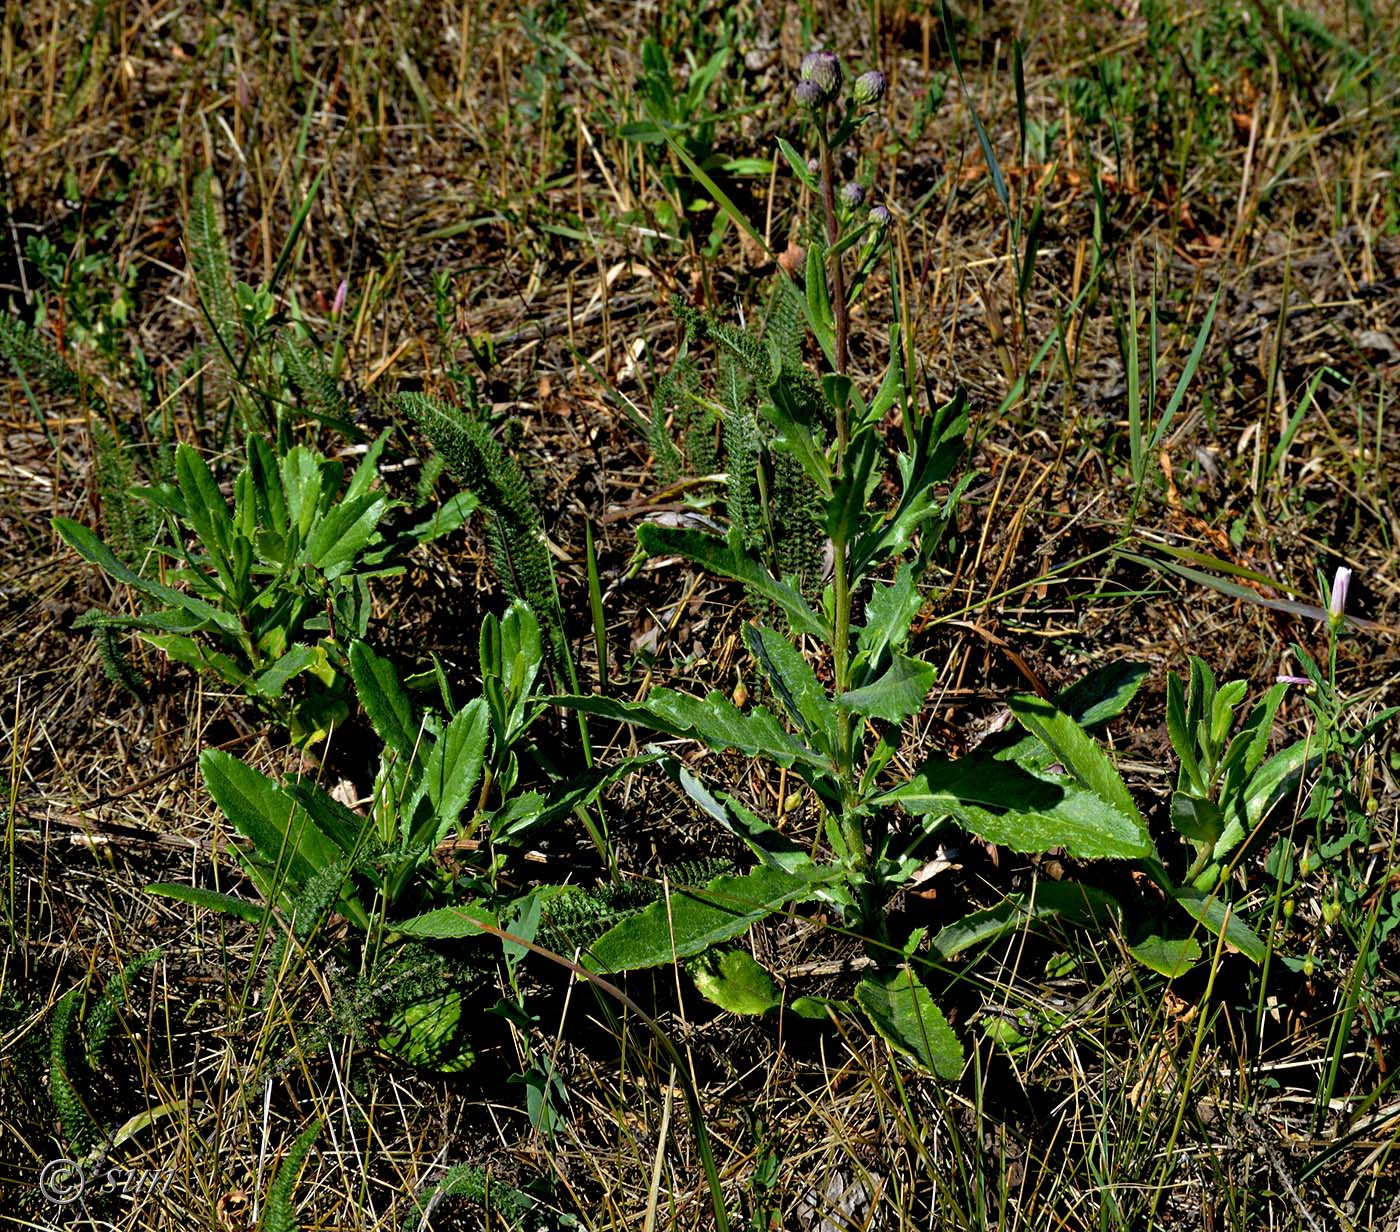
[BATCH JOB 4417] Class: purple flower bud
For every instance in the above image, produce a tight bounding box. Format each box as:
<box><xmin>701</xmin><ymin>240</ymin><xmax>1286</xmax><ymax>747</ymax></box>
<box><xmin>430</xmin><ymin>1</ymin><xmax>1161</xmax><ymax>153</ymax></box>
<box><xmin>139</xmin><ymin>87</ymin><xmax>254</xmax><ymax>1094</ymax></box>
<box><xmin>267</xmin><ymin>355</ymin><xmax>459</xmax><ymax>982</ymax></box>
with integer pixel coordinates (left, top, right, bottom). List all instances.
<box><xmin>869</xmin><ymin>204</ymin><xmax>892</xmax><ymax>228</ymax></box>
<box><xmin>795</xmin><ymin>79</ymin><xmax>826</xmax><ymax>110</ymax></box>
<box><xmin>841</xmin><ymin>182</ymin><xmax>865</xmax><ymax>208</ymax></box>
<box><xmin>1328</xmin><ymin>565</ymin><xmax>1352</xmax><ymax>630</ymax></box>
<box><xmin>853</xmin><ymin>69</ymin><xmax>886</xmax><ymax>105</ymax></box>
<box><xmin>807</xmin><ymin>157</ymin><xmax>820</xmax><ymax>175</ymax></box>
<box><xmin>799</xmin><ymin>50</ymin><xmax>842</xmax><ymax>102</ymax></box>
<box><xmin>331</xmin><ymin>278</ymin><xmax>348</xmax><ymax>317</ymax></box>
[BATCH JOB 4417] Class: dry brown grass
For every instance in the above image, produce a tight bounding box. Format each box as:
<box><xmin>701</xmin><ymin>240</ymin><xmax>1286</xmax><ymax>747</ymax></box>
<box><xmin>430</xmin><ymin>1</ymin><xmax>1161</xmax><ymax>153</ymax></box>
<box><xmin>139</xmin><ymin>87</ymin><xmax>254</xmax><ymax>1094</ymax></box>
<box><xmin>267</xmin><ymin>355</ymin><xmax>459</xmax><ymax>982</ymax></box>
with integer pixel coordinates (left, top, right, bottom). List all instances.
<box><xmin>2</xmin><ymin>1</ymin><xmax>1398</xmax><ymax>1229</ymax></box>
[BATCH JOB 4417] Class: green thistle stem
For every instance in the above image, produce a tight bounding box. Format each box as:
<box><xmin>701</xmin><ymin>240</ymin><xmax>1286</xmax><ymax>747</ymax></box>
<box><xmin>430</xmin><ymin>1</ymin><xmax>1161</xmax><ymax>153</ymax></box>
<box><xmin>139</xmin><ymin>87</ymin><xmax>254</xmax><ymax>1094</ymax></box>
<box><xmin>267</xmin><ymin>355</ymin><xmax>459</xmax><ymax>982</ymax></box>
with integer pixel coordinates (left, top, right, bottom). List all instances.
<box><xmin>817</xmin><ymin>127</ymin><xmax>863</xmax><ymax>875</ymax></box>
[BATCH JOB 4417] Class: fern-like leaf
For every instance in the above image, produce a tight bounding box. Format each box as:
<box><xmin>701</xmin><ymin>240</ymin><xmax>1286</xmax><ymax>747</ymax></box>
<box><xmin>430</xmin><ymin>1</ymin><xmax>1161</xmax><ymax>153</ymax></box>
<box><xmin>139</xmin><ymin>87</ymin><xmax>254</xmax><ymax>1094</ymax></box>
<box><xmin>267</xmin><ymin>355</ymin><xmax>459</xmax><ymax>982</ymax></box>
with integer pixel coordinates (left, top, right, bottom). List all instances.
<box><xmin>187</xmin><ymin>170</ymin><xmax>242</xmax><ymax>368</ymax></box>
<box><xmin>397</xmin><ymin>392</ymin><xmax>571</xmax><ymax>685</ymax></box>
<box><xmin>0</xmin><ymin>315</ymin><xmax>82</xmax><ymax>396</ymax></box>
<box><xmin>262</xmin><ymin>1120</ymin><xmax>321</xmax><ymax>1232</ymax></box>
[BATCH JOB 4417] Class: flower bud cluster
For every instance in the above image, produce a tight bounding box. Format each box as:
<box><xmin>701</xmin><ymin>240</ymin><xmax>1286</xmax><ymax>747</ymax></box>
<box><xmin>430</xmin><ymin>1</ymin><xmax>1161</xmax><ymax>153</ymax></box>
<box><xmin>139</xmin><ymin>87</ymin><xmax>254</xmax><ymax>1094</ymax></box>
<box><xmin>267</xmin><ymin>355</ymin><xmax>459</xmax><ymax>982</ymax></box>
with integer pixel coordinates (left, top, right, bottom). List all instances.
<box><xmin>799</xmin><ymin>51</ymin><xmax>843</xmax><ymax>105</ymax></box>
<box><xmin>794</xmin><ymin>52</ymin><xmax>886</xmax><ymax>113</ymax></box>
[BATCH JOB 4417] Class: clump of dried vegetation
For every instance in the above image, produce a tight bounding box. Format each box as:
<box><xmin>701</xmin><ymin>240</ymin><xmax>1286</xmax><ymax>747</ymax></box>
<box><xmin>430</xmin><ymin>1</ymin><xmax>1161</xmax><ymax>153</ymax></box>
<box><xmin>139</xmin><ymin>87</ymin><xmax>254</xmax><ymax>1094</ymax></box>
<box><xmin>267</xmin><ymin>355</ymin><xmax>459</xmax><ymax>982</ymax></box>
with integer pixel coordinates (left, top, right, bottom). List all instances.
<box><xmin>2</xmin><ymin>1</ymin><xmax>1398</xmax><ymax>1230</ymax></box>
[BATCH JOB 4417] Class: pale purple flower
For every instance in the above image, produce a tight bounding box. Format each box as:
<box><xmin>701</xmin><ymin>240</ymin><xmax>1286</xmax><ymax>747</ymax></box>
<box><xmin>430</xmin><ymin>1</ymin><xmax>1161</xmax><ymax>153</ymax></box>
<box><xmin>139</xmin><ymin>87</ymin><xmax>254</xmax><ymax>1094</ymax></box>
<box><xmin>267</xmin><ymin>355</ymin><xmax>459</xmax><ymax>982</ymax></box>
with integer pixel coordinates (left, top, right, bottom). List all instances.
<box><xmin>841</xmin><ymin>182</ymin><xmax>865</xmax><ymax>208</ymax></box>
<box><xmin>1328</xmin><ymin>565</ymin><xmax>1352</xmax><ymax>630</ymax></box>
<box><xmin>331</xmin><ymin>278</ymin><xmax>348</xmax><ymax>317</ymax></box>
<box><xmin>869</xmin><ymin>204</ymin><xmax>892</xmax><ymax>228</ymax></box>
<box><xmin>1276</xmin><ymin>675</ymin><xmax>1312</xmax><ymax>686</ymax></box>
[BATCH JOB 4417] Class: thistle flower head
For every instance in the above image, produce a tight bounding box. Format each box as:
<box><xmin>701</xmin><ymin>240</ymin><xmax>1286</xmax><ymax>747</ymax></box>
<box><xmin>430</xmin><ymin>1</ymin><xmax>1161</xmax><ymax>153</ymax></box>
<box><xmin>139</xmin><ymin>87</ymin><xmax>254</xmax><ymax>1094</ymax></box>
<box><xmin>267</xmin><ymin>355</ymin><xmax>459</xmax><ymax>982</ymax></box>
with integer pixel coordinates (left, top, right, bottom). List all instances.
<box><xmin>795</xmin><ymin>79</ymin><xmax>826</xmax><ymax>110</ymax></box>
<box><xmin>853</xmin><ymin>69</ymin><xmax>886</xmax><ymax>105</ymax></box>
<box><xmin>869</xmin><ymin>204</ymin><xmax>892</xmax><ymax>228</ymax></box>
<box><xmin>841</xmin><ymin>182</ymin><xmax>866</xmax><ymax>208</ymax></box>
<box><xmin>799</xmin><ymin>50</ymin><xmax>842</xmax><ymax>103</ymax></box>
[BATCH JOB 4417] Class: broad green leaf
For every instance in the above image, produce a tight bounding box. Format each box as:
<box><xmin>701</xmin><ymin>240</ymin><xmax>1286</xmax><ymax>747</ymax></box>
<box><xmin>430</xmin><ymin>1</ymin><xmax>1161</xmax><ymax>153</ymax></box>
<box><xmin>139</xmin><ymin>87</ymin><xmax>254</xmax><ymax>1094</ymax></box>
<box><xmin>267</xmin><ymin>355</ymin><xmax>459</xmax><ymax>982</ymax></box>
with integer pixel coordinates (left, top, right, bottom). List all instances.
<box><xmin>1051</xmin><ymin>661</ymin><xmax>1149</xmax><ymax>727</ymax></box>
<box><xmin>933</xmin><ymin>881</ymin><xmax>1120</xmax><ymax>960</ymax></box>
<box><xmin>743</xmin><ymin>623</ymin><xmax>837</xmax><ymax>755</ymax></box>
<box><xmin>775</xmin><ymin>136</ymin><xmax>818</xmax><ymax>189</ymax></box>
<box><xmin>405</xmin><ymin>489</ymin><xmax>479</xmax><ymax>543</ymax></box>
<box><xmin>54</xmin><ymin>517</ymin><xmax>241</xmax><ymax>636</ymax></box>
<box><xmin>491</xmin><ymin>755</ymin><xmax>663</xmax><ymax>843</ymax></box>
<box><xmin>636</xmin><ymin>524</ymin><xmax>829</xmax><ymax>640</ymax></box>
<box><xmin>583</xmin><ymin>865</ymin><xmax>812</xmax><ymax>972</ymax></box>
<box><xmin>1008</xmin><ymin>694</ymin><xmax>1149</xmax><ymax>846</ymax></box>
<box><xmin>790</xmin><ymin>995</ymin><xmax>847</xmax><ymax>1020</ymax></box>
<box><xmin>688</xmin><ymin>948</ymin><xmax>780</xmax><ymax>1015</ymax></box>
<box><xmin>281</xmin><ymin>447</ymin><xmax>325</xmax><ymax>541</ymax></box>
<box><xmin>805</xmin><ymin>240</ymin><xmax>836</xmax><ymax>363</ymax></box>
<box><xmin>200</xmin><ymin>749</ymin><xmax>342</xmax><ymax>902</ymax></box>
<box><xmin>864</xmin><ymin>327</ymin><xmax>905</xmax><ymax>426</ymax></box>
<box><xmin>1220</xmin><ymin>682</ymin><xmax>1288</xmax><ymax>789</ymax></box>
<box><xmin>838</xmin><ymin>653</ymin><xmax>935</xmax><ymax>725</ymax></box>
<box><xmin>849</xmin><ymin>391</ymin><xmax>969</xmax><ymax>577</ymax></box>
<box><xmin>1128</xmin><ymin>934</ymin><xmax>1202</xmax><ymax>977</ymax></box>
<box><xmin>305</xmin><ymin>493</ymin><xmax>388</xmax><ymax>579</ymax></box>
<box><xmin>1165</xmin><ymin>670</ymin><xmax>1203</xmax><ymax>792</ymax></box>
<box><xmin>280</xmin><ymin>780</ymin><xmax>366</xmax><ymax>854</ymax></box>
<box><xmin>763</xmin><ymin>374</ymin><xmax>833</xmax><ymax>494</ymax></box>
<box><xmin>246</xmin><ymin>435</ymin><xmax>287</xmax><ymax>540</ymax></box>
<box><xmin>409</xmin><ymin>697</ymin><xmax>490</xmax><ymax>848</ymax></box>
<box><xmin>377</xmin><ymin>984</ymin><xmax>475</xmax><ymax>1071</ymax></box>
<box><xmin>883</xmin><ymin>754</ymin><xmax>1153</xmax><ymax>860</ymax></box>
<box><xmin>145</xmin><ymin>882</ymin><xmax>267</xmax><ymax>924</ymax></box>
<box><xmin>855</xmin><ymin>969</ymin><xmax>963</xmax><ymax>1078</ymax></box>
<box><xmin>989</xmin><ymin>662</ymin><xmax>1149</xmax><ymax>772</ymax></box>
<box><xmin>824</xmin><ymin>430</ymin><xmax>881</xmax><ymax>543</ymax></box>
<box><xmin>349</xmin><ymin>640</ymin><xmax>419</xmax><ymax>760</ymax></box>
<box><xmin>396</xmin><ymin>901</ymin><xmax>500</xmax><ymax>939</ymax></box>
<box><xmin>142</xmin><ymin>633</ymin><xmax>250</xmax><ymax>690</ymax></box>
<box><xmin>344</xmin><ymin>430</ymin><xmax>390</xmax><ymax>501</ymax></box>
<box><xmin>174</xmin><ymin>443</ymin><xmax>236</xmax><ymax>590</ymax></box>
<box><xmin>1171</xmin><ymin>885</ymin><xmax>1267</xmax><ymax>962</ymax></box>
<box><xmin>253</xmin><ymin>644</ymin><xmax>319</xmax><ymax>698</ymax></box>
<box><xmin>1213</xmin><ymin>740</ymin><xmax>1317</xmax><ymax>861</ymax></box>
<box><xmin>1171</xmin><ymin>792</ymin><xmax>1224</xmax><ymax>844</ymax></box>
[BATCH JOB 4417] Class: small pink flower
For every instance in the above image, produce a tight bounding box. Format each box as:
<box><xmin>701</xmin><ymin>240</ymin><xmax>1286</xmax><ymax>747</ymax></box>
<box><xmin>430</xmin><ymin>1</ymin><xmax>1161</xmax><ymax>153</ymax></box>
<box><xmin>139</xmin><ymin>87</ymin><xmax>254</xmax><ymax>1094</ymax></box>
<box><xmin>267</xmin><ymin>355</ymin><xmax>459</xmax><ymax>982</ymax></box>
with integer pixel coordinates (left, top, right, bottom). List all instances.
<box><xmin>331</xmin><ymin>278</ymin><xmax>348</xmax><ymax>317</ymax></box>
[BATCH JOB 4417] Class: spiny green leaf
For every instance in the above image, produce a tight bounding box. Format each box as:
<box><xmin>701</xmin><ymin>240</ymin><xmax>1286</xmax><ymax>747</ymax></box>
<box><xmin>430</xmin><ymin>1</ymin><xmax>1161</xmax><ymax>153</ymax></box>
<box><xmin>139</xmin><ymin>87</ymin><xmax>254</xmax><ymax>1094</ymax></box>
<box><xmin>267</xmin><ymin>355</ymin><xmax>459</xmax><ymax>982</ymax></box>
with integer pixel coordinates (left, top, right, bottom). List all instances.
<box><xmin>883</xmin><ymin>754</ymin><xmax>1153</xmax><ymax>860</ymax></box>
<box><xmin>838</xmin><ymin>653</ymin><xmax>935</xmax><ymax>725</ymax></box>
<box><xmin>635</xmin><ymin>524</ymin><xmax>829</xmax><ymax>640</ymax></box>
<box><xmin>583</xmin><ymin>865</ymin><xmax>813</xmax><ymax>972</ymax></box>
<box><xmin>855</xmin><ymin>969</ymin><xmax>963</xmax><ymax>1078</ymax></box>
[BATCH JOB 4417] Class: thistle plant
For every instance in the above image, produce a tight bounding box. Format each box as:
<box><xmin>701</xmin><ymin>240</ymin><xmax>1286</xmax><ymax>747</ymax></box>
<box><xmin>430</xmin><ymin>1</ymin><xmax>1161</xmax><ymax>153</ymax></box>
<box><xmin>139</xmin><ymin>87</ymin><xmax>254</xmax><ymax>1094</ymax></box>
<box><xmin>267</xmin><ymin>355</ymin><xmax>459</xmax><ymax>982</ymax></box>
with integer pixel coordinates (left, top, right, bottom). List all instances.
<box><xmin>524</xmin><ymin>50</ymin><xmax>1302</xmax><ymax>1077</ymax></box>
